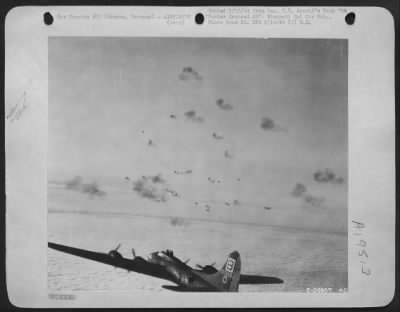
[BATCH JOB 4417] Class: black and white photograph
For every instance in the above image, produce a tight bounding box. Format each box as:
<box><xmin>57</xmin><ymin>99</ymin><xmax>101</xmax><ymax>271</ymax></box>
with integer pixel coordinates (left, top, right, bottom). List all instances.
<box><xmin>4</xmin><ymin>5</ymin><xmax>396</xmax><ymax>307</ymax></box>
<box><xmin>47</xmin><ymin>37</ymin><xmax>348</xmax><ymax>293</ymax></box>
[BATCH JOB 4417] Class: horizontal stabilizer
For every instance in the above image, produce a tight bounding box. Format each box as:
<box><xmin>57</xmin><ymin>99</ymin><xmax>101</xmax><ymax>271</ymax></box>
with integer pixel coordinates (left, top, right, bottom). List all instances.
<box><xmin>162</xmin><ymin>285</ymin><xmax>211</xmax><ymax>292</ymax></box>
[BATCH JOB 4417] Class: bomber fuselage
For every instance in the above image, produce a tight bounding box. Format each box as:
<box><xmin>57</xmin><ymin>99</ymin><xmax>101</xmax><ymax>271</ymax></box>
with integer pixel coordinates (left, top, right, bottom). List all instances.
<box><xmin>148</xmin><ymin>251</ymin><xmax>212</xmax><ymax>290</ymax></box>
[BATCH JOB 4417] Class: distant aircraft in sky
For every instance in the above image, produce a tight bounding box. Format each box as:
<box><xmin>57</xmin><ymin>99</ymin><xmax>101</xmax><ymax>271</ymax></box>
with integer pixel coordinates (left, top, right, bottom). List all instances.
<box><xmin>212</xmin><ymin>132</ymin><xmax>224</xmax><ymax>140</ymax></box>
<box><xmin>48</xmin><ymin>242</ymin><xmax>283</xmax><ymax>292</ymax></box>
<box><xmin>224</xmin><ymin>150</ymin><xmax>233</xmax><ymax>159</ymax></box>
<box><xmin>179</xmin><ymin>66</ymin><xmax>202</xmax><ymax>81</ymax></box>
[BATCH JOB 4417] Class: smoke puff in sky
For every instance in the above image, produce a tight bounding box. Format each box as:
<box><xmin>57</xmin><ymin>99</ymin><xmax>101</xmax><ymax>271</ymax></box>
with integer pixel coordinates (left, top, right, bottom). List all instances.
<box><xmin>173</xmin><ymin>170</ymin><xmax>192</xmax><ymax>175</ymax></box>
<box><xmin>216</xmin><ymin>99</ymin><xmax>233</xmax><ymax>111</ymax></box>
<box><xmin>65</xmin><ymin>176</ymin><xmax>106</xmax><ymax>197</ymax></box>
<box><xmin>65</xmin><ymin>176</ymin><xmax>83</xmax><ymax>190</ymax></box>
<box><xmin>260</xmin><ymin>117</ymin><xmax>286</xmax><ymax>132</ymax></box>
<box><xmin>184</xmin><ymin>110</ymin><xmax>204</xmax><ymax>123</ymax></box>
<box><xmin>314</xmin><ymin>168</ymin><xmax>344</xmax><ymax>184</ymax></box>
<box><xmin>212</xmin><ymin>132</ymin><xmax>224</xmax><ymax>140</ymax></box>
<box><xmin>224</xmin><ymin>150</ymin><xmax>233</xmax><ymax>159</ymax></box>
<box><xmin>166</xmin><ymin>188</ymin><xmax>180</xmax><ymax>197</ymax></box>
<box><xmin>233</xmin><ymin>200</ymin><xmax>241</xmax><ymax>206</ymax></box>
<box><xmin>184</xmin><ymin>110</ymin><xmax>196</xmax><ymax>118</ymax></box>
<box><xmin>291</xmin><ymin>183</ymin><xmax>307</xmax><ymax>197</ymax></box>
<box><xmin>151</xmin><ymin>174</ymin><xmax>165</xmax><ymax>184</ymax></box>
<box><xmin>170</xmin><ymin>217</ymin><xmax>186</xmax><ymax>226</ymax></box>
<box><xmin>303</xmin><ymin>193</ymin><xmax>325</xmax><ymax>207</ymax></box>
<box><xmin>179</xmin><ymin>66</ymin><xmax>202</xmax><ymax>81</ymax></box>
<box><xmin>291</xmin><ymin>183</ymin><xmax>325</xmax><ymax>208</ymax></box>
<box><xmin>132</xmin><ymin>174</ymin><xmax>168</xmax><ymax>201</ymax></box>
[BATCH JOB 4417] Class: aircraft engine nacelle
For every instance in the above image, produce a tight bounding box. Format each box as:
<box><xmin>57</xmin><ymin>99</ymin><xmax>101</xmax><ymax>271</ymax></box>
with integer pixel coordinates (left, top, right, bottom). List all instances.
<box><xmin>108</xmin><ymin>250</ymin><xmax>123</xmax><ymax>260</ymax></box>
<box><xmin>179</xmin><ymin>273</ymin><xmax>195</xmax><ymax>286</ymax></box>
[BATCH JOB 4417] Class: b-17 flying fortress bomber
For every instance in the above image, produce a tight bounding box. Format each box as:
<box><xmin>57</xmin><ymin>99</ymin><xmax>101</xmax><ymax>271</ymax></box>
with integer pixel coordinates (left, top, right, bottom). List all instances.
<box><xmin>48</xmin><ymin>242</ymin><xmax>283</xmax><ymax>292</ymax></box>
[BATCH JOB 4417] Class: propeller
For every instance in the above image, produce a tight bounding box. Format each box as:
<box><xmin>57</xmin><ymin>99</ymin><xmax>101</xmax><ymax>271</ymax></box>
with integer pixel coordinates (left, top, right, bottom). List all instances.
<box><xmin>184</xmin><ymin>258</ymin><xmax>190</xmax><ymax>264</ymax></box>
<box><xmin>108</xmin><ymin>243</ymin><xmax>123</xmax><ymax>260</ymax></box>
<box><xmin>114</xmin><ymin>243</ymin><xmax>121</xmax><ymax>251</ymax></box>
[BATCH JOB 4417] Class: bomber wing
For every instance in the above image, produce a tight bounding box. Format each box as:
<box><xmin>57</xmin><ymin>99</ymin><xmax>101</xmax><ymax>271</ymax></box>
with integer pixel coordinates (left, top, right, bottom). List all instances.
<box><xmin>48</xmin><ymin>242</ymin><xmax>173</xmax><ymax>282</ymax></box>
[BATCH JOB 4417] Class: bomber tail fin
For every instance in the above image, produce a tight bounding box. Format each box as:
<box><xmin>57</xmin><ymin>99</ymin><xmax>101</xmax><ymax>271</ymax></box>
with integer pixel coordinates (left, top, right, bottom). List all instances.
<box><xmin>201</xmin><ymin>251</ymin><xmax>241</xmax><ymax>292</ymax></box>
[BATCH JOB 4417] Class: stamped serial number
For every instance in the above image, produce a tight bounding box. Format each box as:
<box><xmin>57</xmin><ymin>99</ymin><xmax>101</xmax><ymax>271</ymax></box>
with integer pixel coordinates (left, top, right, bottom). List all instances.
<box><xmin>306</xmin><ymin>287</ymin><xmax>348</xmax><ymax>293</ymax></box>
<box><xmin>307</xmin><ymin>287</ymin><xmax>333</xmax><ymax>293</ymax></box>
<box><xmin>48</xmin><ymin>294</ymin><xmax>76</xmax><ymax>300</ymax></box>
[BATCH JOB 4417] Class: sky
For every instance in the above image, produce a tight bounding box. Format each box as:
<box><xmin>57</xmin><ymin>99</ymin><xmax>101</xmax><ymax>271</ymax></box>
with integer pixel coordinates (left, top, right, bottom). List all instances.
<box><xmin>49</xmin><ymin>37</ymin><xmax>347</xmax><ymax>223</ymax></box>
